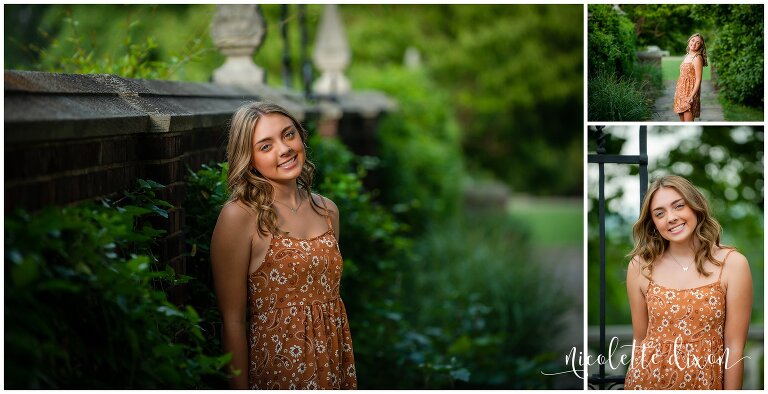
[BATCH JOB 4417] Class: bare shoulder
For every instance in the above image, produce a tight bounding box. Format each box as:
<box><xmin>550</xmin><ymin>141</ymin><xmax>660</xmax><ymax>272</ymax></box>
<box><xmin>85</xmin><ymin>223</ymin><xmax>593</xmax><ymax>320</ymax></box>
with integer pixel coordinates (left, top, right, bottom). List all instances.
<box><xmin>218</xmin><ymin>200</ymin><xmax>255</xmax><ymax>226</ymax></box>
<box><xmin>311</xmin><ymin>193</ymin><xmax>339</xmax><ymax>216</ymax></box>
<box><xmin>627</xmin><ymin>255</ymin><xmax>646</xmax><ymax>275</ymax></box>
<box><xmin>693</xmin><ymin>55</ymin><xmax>704</xmax><ymax>67</ymax></box>
<box><xmin>720</xmin><ymin>248</ymin><xmax>750</xmax><ymax>273</ymax></box>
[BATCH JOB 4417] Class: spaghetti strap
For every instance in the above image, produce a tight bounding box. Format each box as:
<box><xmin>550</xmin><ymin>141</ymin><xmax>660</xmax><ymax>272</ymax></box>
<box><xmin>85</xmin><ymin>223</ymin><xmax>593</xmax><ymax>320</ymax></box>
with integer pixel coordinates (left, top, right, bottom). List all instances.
<box><xmin>316</xmin><ymin>193</ymin><xmax>333</xmax><ymax>231</ymax></box>
<box><xmin>717</xmin><ymin>249</ymin><xmax>735</xmax><ymax>281</ymax></box>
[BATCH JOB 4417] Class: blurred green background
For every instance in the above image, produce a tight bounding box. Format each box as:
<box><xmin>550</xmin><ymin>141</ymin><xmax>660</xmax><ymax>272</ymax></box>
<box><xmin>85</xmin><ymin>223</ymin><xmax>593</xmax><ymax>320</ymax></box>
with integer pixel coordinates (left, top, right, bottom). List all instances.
<box><xmin>5</xmin><ymin>4</ymin><xmax>584</xmax><ymax>389</ymax></box>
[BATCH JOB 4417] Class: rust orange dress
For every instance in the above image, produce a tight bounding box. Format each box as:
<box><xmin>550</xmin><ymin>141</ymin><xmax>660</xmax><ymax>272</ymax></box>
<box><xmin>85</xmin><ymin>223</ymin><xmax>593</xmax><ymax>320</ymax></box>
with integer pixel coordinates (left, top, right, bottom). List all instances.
<box><xmin>247</xmin><ymin>205</ymin><xmax>357</xmax><ymax>389</ymax></box>
<box><xmin>625</xmin><ymin>250</ymin><xmax>733</xmax><ymax>390</ymax></box>
<box><xmin>673</xmin><ymin>54</ymin><xmax>702</xmax><ymax>118</ymax></box>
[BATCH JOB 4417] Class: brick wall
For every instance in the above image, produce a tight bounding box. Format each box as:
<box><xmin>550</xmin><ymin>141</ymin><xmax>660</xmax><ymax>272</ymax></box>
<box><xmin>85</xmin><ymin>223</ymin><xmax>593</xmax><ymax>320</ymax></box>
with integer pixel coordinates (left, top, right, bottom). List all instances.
<box><xmin>4</xmin><ymin>70</ymin><xmax>393</xmax><ymax>303</ymax></box>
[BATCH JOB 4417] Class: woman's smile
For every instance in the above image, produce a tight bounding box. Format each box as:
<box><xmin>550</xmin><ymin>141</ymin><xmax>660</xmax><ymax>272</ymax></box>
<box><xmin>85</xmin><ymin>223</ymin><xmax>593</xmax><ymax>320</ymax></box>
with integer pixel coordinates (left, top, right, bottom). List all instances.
<box><xmin>278</xmin><ymin>155</ymin><xmax>298</xmax><ymax>170</ymax></box>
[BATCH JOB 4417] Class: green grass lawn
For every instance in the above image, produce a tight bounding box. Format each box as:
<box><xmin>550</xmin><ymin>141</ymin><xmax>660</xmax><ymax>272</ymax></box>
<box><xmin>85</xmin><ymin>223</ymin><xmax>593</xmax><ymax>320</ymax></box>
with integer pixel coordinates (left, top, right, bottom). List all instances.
<box><xmin>507</xmin><ymin>196</ymin><xmax>583</xmax><ymax>246</ymax></box>
<box><xmin>661</xmin><ymin>56</ymin><xmax>712</xmax><ymax>82</ymax></box>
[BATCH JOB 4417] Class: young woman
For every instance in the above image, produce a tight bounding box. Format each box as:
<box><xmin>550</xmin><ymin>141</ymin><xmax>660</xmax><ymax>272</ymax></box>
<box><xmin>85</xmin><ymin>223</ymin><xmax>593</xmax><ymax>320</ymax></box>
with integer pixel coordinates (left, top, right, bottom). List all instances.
<box><xmin>673</xmin><ymin>33</ymin><xmax>707</xmax><ymax>122</ymax></box>
<box><xmin>624</xmin><ymin>175</ymin><xmax>752</xmax><ymax>390</ymax></box>
<box><xmin>211</xmin><ymin>102</ymin><xmax>357</xmax><ymax>389</ymax></box>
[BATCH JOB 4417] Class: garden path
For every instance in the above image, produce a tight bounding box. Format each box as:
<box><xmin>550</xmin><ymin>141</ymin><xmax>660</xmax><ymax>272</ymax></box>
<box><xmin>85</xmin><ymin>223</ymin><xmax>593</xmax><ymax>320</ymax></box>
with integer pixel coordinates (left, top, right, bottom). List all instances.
<box><xmin>652</xmin><ymin>79</ymin><xmax>724</xmax><ymax>121</ymax></box>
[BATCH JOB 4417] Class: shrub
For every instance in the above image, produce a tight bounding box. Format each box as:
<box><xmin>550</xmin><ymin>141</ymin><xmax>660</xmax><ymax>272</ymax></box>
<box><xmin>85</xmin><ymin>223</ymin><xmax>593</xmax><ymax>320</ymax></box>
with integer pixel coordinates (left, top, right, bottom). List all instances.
<box><xmin>630</xmin><ymin>61</ymin><xmax>663</xmax><ymax>99</ymax></box>
<box><xmin>588</xmin><ymin>72</ymin><xmax>653</xmax><ymax>121</ymax></box>
<box><xmin>5</xmin><ymin>180</ymin><xmax>230</xmax><ymax>388</ymax></box>
<box><xmin>588</xmin><ymin>4</ymin><xmax>638</xmax><ymax>77</ymax></box>
<box><xmin>348</xmin><ymin>65</ymin><xmax>464</xmax><ymax>233</ymax></box>
<box><xmin>693</xmin><ymin>4</ymin><xmax>764</xmax><ymax>107</ymax></box>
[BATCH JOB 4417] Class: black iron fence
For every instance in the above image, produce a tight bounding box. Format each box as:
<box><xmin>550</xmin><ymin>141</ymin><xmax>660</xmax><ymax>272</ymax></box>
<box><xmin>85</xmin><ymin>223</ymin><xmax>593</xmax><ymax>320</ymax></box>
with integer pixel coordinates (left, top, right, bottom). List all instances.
<box><xmin>587</xmin><ymin>125</ymin><xmax>648</xmax><ymax>390</ymax></box>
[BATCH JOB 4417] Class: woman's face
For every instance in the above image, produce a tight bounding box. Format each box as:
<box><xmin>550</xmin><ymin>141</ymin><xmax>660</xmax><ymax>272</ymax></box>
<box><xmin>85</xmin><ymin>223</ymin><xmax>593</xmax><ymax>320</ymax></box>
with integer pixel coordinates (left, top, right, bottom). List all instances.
<box><xmin>688</xmin><ymin>36</ymin><xmax>703</xmax><ymax>53</ymax></box>
<box><xmin>250</xmin><ymin>113</ymin><xmax>305</xmax><ymax>184</ymax></box>
<box><xmin>649</xmin><ymin>187</ymin><xmax>698</xmax><ymax>244</ymax></box>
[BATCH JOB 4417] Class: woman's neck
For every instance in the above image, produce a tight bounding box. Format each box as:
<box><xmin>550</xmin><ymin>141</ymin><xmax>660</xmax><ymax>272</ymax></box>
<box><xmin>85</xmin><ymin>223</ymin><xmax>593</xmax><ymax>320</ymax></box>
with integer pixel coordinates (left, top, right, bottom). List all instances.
<box><xmin>667</xmin><ymin>238</ymin><xmax>697</xmax><ymax>259</ymax></box>
<box><xmin>271</xmin><ymin>180</ymin><xmax>303</xmax><ymax>205</ymax></box>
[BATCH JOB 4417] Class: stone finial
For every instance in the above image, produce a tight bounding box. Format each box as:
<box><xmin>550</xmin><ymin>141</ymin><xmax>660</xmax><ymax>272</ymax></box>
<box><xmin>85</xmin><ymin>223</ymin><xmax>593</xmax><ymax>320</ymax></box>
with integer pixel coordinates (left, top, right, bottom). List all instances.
<box><xmin>312</xmin><ymin>5</ymin><xmax>351</xmax><ymax>96</ymax></box>
<box><xmin>211</xmin><ymin>5</ymin><xmax>266</xmax><ymax>87</ymax></box>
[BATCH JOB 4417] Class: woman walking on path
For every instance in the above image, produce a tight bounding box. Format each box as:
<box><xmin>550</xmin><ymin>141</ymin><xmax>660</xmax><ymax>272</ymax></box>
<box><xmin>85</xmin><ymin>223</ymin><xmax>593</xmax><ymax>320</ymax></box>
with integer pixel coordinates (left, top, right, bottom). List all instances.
<box><xmin>211</xmin><ymin>102</ymin><xmax>357</xmax><ymax>389</ymax></box>
<box><xmin>624</xmin><ymin>175</ymin><xmax>752</xmax><ymax>390</ymax></box>
<box><xmin>673</xmin><ymin>34</ymin><xmax>707</xmax><ymax>122</ymax></box>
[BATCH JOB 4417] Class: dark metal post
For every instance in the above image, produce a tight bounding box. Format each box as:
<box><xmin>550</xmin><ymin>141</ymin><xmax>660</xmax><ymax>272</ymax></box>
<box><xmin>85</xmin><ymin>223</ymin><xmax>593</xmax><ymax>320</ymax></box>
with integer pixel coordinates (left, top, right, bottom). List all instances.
<box><xmin>298</xmin><ymin>4</ymin><xmax>312</xmax><ymax>98</ymax></box>
<box><xmin>280</xmin><ymin>4</ymin><xmax>293</xmax><ymax>89</ymax></box>
<box><xmin>639</xmin><ymin>126</ymin><xmax>649</xmax><ymax>205</ymax></box>
<box><xmin>596</xmin><ymin>127</ymin><xmax>607</xmax><ymax>390</ymax></box>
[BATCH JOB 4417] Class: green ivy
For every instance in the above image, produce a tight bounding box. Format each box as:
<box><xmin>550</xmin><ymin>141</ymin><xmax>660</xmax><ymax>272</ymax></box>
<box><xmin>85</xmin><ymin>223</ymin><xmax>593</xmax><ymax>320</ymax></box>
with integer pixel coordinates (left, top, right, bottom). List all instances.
<box><xmin>5</xmin><ymin>179</ymin><xmax>230</xmax><ymax>388</ymax></box>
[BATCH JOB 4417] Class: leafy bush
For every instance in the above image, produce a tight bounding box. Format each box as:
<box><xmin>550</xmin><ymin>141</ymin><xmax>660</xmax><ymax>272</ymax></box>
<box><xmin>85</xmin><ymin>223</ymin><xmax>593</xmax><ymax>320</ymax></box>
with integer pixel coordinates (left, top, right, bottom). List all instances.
<box><xmin>5</xmin><ymin>180</ymin><xmax>230</xmax><ymax>388</ymax></box>
<box><xmin>588</xmin><ymin>72</ymin><xmax>654</xmax><ymax>121</ymax></box>
<box><xmin>349</xmin><ymin>64</ymin><xmax>464</xmax><ymax>233</ymax></box>
<box><xmin>408</xmin><ymin>212</ymin><xmax>570</xmax><ymax>388</ymax></box>
<box><xmin>588</xmin><ymin>4</ymin><xmax>638</xmax><ymax>77</ymax></box>
<box><xmin>630</xmin><ymin>61</ymin><xmax>663</xmax><ymax>100</ymax></box>
<box><xmin>693</xmin><ymin>4</ymin><xmax>764</xmax><ymax>107</ymax></box>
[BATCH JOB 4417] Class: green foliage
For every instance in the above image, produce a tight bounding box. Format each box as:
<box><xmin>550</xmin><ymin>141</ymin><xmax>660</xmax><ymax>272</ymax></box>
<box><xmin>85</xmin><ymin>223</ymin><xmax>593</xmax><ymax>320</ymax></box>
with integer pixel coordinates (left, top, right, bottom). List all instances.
<box><xmin>588</xmin><ymin>72</ymin><xmax>654</xmax><ymax>121</ymax></box>
<box><xmin>5</xmin><ymin>180</ymin><xmax>229</xmax><ymax>388</ymax></box>
<box><xmin>349</xmin><ymin>64</ymin><xmax>464</xmax><ymax>232</ymax></box>
<box><xmin>6</xmin><ymin>5</ymin><xmax>219</xmax><ymax>81</ymax></box>
<box><xmin>588</xmin><ymin>5</ymin><xmax>637</xmax><ymax>77</ymax></box>
<box><xmin>409</xmin><ymin>212</ymin><xmax>570</xmax><ymax>388</ymax></box>
<box><xmin>621</xmin><ymin>5</ymin><xmax>700</xmax><ymax>54</ymax></box>
<box><xmin>692</xmin><ymin>4</ymin><xmax>764</xmax><ymax>107</ymax></box>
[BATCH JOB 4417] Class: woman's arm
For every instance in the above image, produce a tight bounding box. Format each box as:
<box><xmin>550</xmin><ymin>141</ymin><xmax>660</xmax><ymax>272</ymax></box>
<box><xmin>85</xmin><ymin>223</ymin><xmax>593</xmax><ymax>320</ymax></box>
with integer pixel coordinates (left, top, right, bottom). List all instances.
<box><xmin>211</xmin><ymin>202</ymin><xmax>254</xmax><ymax>389</ymax></box>
<box><xmin>723</xmin><ymin>251</ymin><xmax>752</xmax><ymax>390</ymax></box>
<box><xmin>627</xmin><ymin>257</ymin><xmax>649</xmax><ymax>343</ymax></box>
<box><xmin>690</xmin><ymin>55</ymin><xmax>704</xmax><ymax>102</ymax></box>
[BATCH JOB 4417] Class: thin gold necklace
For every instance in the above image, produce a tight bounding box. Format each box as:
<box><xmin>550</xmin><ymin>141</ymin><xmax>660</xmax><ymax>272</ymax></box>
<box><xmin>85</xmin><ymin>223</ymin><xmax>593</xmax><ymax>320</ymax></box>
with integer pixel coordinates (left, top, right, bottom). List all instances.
<box><xmin>273</xmin><ymin>191</ymin><xmax>304</xmax><ymax>214</ymax></box>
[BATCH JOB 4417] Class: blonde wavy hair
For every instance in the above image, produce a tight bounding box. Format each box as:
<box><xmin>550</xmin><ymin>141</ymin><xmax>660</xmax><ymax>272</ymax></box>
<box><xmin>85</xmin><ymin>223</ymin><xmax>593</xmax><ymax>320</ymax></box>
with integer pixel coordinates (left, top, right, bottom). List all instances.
<box><xmin>628</xmin><ymin>175</ymin><xmax>731</xmax><ymax>278</ymax></box>
<box><xmin>225</xmin><ymin>101</ymin><xmax>324</xmax><ymax>237</ymax></box>
<box><xmin>686</xmin><ymin>33</ymin><xmax>708</xmax><ymax>67</ymax></box>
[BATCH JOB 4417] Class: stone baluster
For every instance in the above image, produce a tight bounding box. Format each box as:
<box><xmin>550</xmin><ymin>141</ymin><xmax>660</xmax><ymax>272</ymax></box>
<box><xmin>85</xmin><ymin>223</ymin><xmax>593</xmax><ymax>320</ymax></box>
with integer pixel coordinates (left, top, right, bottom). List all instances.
<box><xmin>211</xmin><ymin>5</ymin><xmax>266</xmax><ymax>88</ymax></box>
<box><xmin>312</xmin><ymin>4</ymin><xmax>351</xmax><ymax>96</ymax></box>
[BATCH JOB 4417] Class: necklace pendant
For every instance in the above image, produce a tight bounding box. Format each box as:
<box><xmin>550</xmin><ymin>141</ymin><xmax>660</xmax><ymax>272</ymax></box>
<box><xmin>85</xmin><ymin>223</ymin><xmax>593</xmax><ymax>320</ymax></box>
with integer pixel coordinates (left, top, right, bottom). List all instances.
<box><xmin>683</xmin><ymin>267</ymin><xmax>689</xmax><ymax>272</ymax></box>
<box><xmin>290</xmin><ymin>207</ymin><xmax>298</xmax><ymax>214</ymax></box>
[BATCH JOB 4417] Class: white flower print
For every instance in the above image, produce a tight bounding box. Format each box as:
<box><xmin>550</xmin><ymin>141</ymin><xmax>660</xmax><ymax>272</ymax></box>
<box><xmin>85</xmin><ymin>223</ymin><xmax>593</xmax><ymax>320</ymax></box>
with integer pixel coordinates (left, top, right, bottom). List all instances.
<box><xmin>300</xmin><ymin>284</ymin><xmax>309</xmax><ymax>293</ymax></box>
<box><xmin>307</xmin><ymin>380</ymin><xmax>318</xmax><ymax>390</ymax></box>
<box><xmin>259</xmin><ymin>313</ymin><xmax>268</xmax><ymax>323</ymax></box>
<box><xmin>677</xmin><ymin>320</ymin><xmax>687</xmax><ymax>330</ymax></box>
<box><xmin>300</xmin><ymin>240</ymin><xmax>310</xmax><ymax>251</ymax></box>
<box><xmin>708</xmin><ymin>296</ymin><xmax>718</xmax><ymax>306</ymax></box>
<box><xmin>289</xmin><ymin>345</ymin><xmax>302</xmax><ymax>358</ymax></box>
<box><xmin>255</xmin><ymin>298</ymin><xmax>264</xmax><ymax>309</ymax></box>
<box><xmin>269</xmin><ymin>269</ymin><xmax>280</xmax><ymax>281</ymax></box>
<box><xmin>307</xmin><ymin>274</ymin><xmax>314</xmax><ymax>284</ymax></box>
<box><xmin>281</xmin><ymin>239</ymin><xmax>293</xmax><ymax>247</ymax></box>
<box><xmin>284</xmin><ymin>316</ymin><xmax>291</xmax><ymax>324</ymax></box>
<box><xmin>715</xmin><ymin>309</ymin><xmax>723</xmax><ymax>318</ymax></box>
<box><xmin>347</xmin><ymin>365</ymin><xmax>356</xmax><ymax>377</ymax></box>
<box><xmin>272</xmin><ymin>334</ymin><xmax>279</xmax><ymax>343</ymax></box>
<box><xmin>277</xmin><ymin>275</ymin><xmax>288</xmax><ymax>285</ymax></box>
<box><xmin>670</xmin><ymin>304</ymin><xmax>680</xmax><ymax>313</ymax></box>
<box><xmin>275</xmin><ymin>341</ymin><xmax>283</xmax><ymax>353</ymax></box>
<box><xmin>297</xmin><ymin>362</ymin><xmax>307</xmax><ymax>374</ymax></box>
<box><xmin>320</xmin><ymin>274</ymin><xmax>328</xmax><ymax>286</ymax></box>
<box><xmin>290</xmin><ymin>306</ymin><xmax>298</xmax><ymax>316</ymax></box>
<box><xmin>665</xmin><ymin>290</ymin><xmax>676</xmax><ymax>299</ymax></box>
<box><xmin>661</xmin><ymin>318</ymin><xmax>669</xmax><ymax>327</ymax></box>
<box><xmin>312</xmin><ymin>256</ymin><xmax>319</xmax><ymax>267</ymax></box>
<box><xmin>684</xmin><ymin>373</ymin><xmax>692</xmax><ymax>382</ymax></box>
<box><xmin>653</xmin><ymin>286</ymin><xmax>661</xmax><ymax>294</ymax></box>
<box><xmin>316</xmin><ymin>343</ymin><xmax>326</xmax><ymax>353</ymax></box>
<box><xmin>343</xmin><ymin>343</ymin><xmax>352</xmax><ymax>352</ymax></box>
